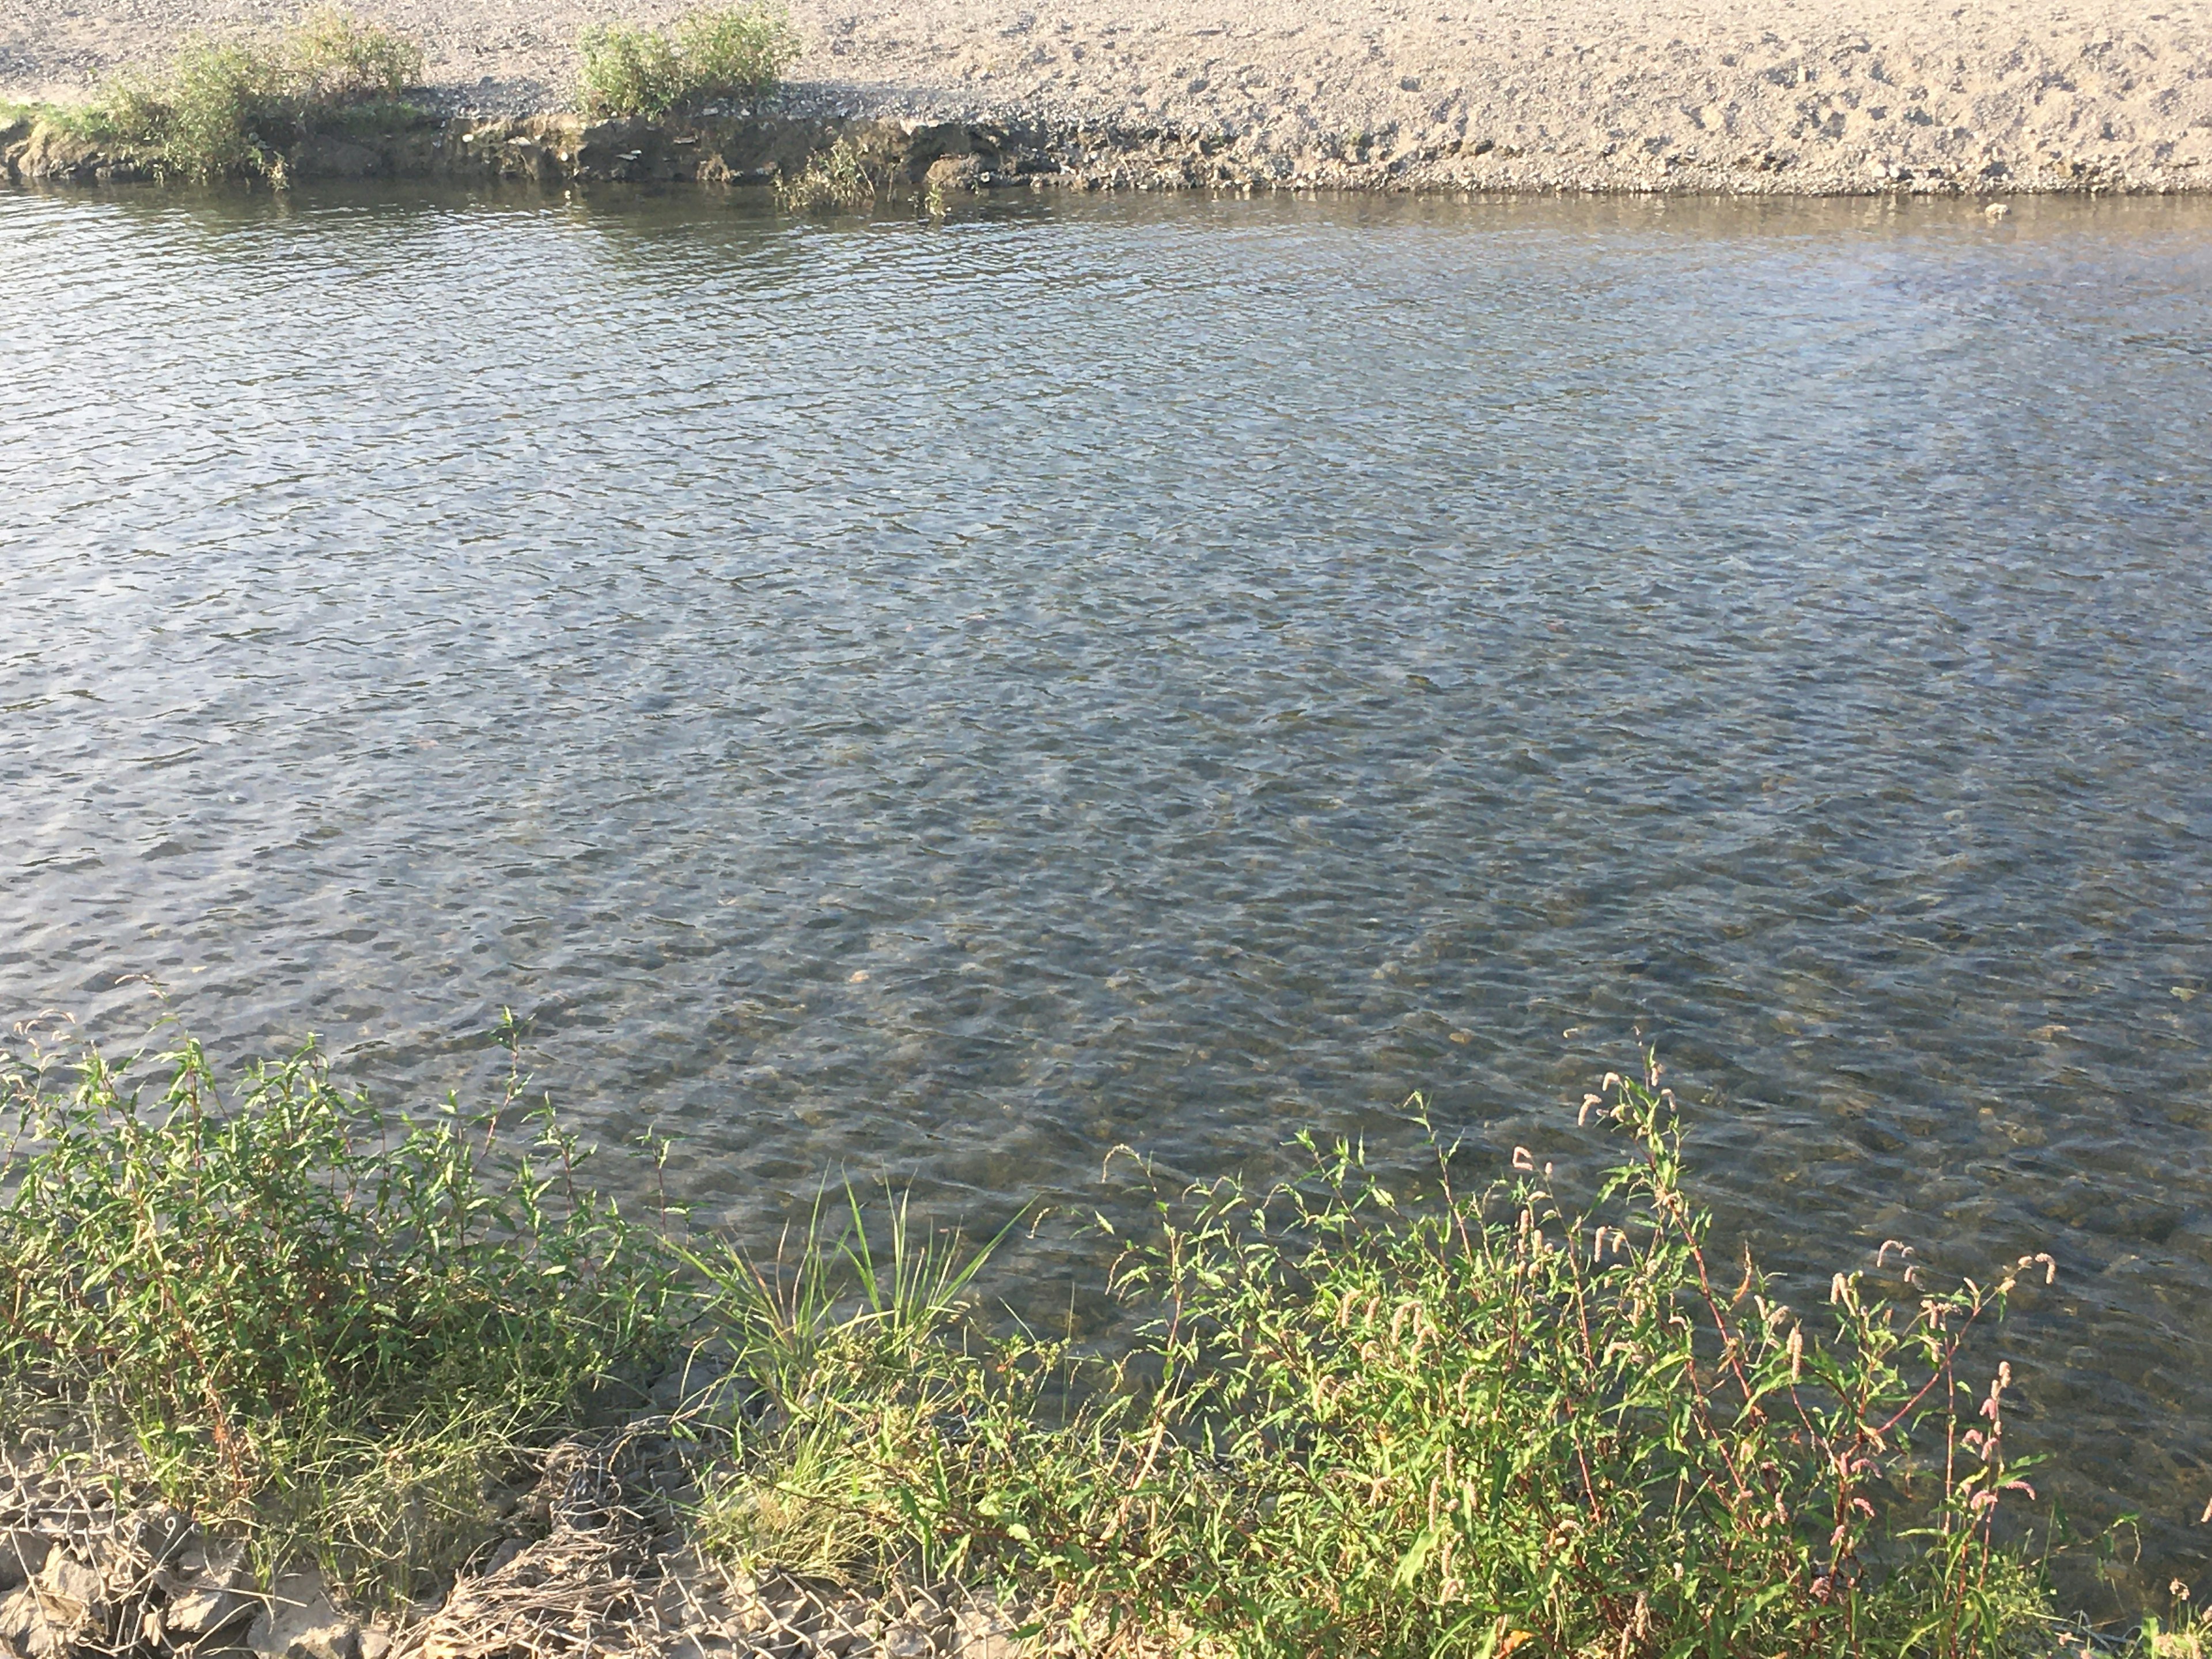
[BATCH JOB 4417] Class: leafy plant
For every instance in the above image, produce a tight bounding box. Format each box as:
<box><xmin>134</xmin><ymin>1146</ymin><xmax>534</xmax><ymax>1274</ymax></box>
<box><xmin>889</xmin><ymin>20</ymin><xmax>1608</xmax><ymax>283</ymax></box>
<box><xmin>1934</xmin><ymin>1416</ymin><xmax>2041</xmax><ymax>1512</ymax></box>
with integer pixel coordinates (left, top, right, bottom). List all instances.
<box><xmin>774</xmin><ymin>137</ymin><xmax>876</xmax><ymax>212</ymax></box>
<box><xmin>281</xmin><ymin>4</ymin><xmax>424</xmax><ymax>104</ymax></box>
<box><xmin>577</xmin><ymin>22</ymin><xmax>681</xmax><ymax>119</ymax></box>
<box><xmin>694</xmin><ymin>1063</ymin><xmax>2064</xmax><ymax>1657</ymax></box>
<box><xmin>161</xmin><ymin>41</ymin><xmax>283</xmax><ymax>178</ymax></box>
<box><xmin>577</xmin><ymin>4</ymin><xmax>800</xmax><ymax>118</ymax></box>
<box><xmin>0</xmin><ymin>1015</ymin><xmax>679</xmax><ymax>1596</ymax></box>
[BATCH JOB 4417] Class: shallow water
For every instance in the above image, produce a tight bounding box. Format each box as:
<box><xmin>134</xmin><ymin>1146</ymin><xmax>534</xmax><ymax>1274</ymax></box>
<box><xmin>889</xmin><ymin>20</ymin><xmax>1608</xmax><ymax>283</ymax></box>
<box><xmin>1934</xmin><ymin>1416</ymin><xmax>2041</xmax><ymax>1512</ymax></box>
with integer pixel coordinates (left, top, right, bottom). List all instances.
<box><xmin>2</xmin><ymin>184</ymin><xmax>2209</xmax><ymax>1603</ymax></box>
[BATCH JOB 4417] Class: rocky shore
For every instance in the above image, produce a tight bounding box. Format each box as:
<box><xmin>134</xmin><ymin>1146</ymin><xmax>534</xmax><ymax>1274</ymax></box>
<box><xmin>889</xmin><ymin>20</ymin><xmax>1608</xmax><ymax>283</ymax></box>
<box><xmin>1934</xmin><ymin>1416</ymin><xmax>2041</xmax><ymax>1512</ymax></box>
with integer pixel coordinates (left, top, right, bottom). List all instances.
<box><xmin>1</xmin><ymin>1425</ymin><xmax>1033</xmax><ymax>1659</ymax></box>
<box><xmin>3</xmin><ymin>0</ymin><xmax>2211</xmax><ymax>192</ymax></box>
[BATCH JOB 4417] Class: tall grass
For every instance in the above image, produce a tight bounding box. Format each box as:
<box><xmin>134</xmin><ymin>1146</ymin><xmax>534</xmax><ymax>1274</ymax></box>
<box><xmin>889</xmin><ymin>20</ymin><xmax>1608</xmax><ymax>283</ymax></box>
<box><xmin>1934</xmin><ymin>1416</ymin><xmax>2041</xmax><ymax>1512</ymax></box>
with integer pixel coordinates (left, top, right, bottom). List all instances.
<box><xmin>577</xmin><ymin>5</ymin><xmax>801</xmax><ymax>118</ymax></box>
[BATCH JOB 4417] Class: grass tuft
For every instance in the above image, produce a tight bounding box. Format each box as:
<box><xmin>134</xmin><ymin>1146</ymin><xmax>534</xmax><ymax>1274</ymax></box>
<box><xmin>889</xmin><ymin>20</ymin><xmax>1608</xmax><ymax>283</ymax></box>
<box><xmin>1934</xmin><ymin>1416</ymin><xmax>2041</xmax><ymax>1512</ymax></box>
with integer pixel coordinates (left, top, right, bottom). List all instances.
<box><xmin>577</xmin><ymin>4</ymin><xmax>801</xmax><ymax>119</ymax></box>
<box><xmin>774</xmin><ymin>137</ymin><xmax>877</xmax><ymax>212</ymax></box>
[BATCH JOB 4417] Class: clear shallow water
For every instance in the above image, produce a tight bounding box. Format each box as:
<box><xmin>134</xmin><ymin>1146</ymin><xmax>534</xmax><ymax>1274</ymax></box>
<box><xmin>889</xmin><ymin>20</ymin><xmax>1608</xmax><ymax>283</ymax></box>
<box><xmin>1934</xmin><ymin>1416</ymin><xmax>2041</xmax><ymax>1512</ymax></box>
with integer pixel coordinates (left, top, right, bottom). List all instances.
<box><xmin>2</xmin><ymin>185</ymin><xmax>2210</xmax><ymax>1603</ymax></box>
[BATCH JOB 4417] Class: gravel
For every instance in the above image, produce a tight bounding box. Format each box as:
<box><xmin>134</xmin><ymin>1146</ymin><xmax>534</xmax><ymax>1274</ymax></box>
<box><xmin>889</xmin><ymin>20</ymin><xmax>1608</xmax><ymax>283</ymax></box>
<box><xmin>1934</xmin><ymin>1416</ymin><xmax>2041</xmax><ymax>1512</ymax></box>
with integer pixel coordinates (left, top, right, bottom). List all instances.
<box><xmin>4</xmin><ymin>0</ymin><xmax>2210</xmax><ymax>192</ymax></box>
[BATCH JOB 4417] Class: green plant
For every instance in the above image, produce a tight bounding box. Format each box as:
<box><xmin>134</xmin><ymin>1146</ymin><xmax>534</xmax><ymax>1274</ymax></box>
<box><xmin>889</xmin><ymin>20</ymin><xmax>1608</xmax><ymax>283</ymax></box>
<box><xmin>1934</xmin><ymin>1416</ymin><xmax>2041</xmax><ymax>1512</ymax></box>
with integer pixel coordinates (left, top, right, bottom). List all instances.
<box><xmin>774</xmin><ymin>137</ymin><xmax>876</xmax><ymax>211</ymax></box>
<box><xmin>673</xmin><ymin>5</ymin><xmax>800</xmax><ymax>101</ymax></box>
<box><xmin>282</xmin><ymin>3</ymin><xmax>424</xmax><ymax>103</ymax></box>
<box><xmin>2143</xmin><ymin>1591</ymin><xmax>2212</xmax><ymax>1659</ymax></box>
<box><xmin>693</xmin><ymin>1063</ymin><xmax>2063</xmax><ymax>1657</ymax></box>
<box><xmin>577</xmin><ymin>4</ymin><xmax>800</xmax><ymax>118</ymax></box>
<box><xmin>7</xmin><ymin>7</ymin><xmax>426</xmax><ymax>180</ymax></box>
<box><xmin>0</xmin><ymin>1015</ymin><xmax>679</xmax><ymax>1597</ymax></box>
<box><xmin>577</xmin><ymin>21</ymin><xmax>681</xmax><ymax>119</ymax></box>
<box><xmin>162</xmin><ymin>40</ymin><xmax>281</xmax><ymax>178</ymax></box>
<box><xmin>684</xmin><ymin>1187</ymin><xmax>1024</xmax><ymax>1575</ymax></box>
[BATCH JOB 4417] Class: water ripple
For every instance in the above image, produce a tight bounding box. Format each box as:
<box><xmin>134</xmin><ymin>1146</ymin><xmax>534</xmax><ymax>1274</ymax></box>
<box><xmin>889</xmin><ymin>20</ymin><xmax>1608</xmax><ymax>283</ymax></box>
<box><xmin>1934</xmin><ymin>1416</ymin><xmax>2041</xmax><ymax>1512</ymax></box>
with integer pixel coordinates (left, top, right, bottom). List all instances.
<box><xmin>3</xmin><ymin>186</ymin><xmax>2210</xmax><ymax>1594</ymax></box>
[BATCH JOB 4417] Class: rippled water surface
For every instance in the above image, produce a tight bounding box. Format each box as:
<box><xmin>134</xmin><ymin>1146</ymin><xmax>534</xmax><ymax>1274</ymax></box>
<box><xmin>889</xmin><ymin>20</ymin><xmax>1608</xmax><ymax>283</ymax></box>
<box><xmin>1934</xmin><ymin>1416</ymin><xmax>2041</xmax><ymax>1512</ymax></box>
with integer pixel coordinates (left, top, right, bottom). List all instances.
<box><xmin>3</xmin><ymin>185</ymin><xmax>2210</xmax><ymax>1595</ymax></box>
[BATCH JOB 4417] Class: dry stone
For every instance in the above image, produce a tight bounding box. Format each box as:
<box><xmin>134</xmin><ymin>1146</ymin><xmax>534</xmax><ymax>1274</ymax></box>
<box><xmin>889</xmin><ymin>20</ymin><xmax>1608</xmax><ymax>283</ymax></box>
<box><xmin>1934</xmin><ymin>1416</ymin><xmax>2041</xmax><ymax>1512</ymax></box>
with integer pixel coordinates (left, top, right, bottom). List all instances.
<box><xmin>31</xmin><ymin>1555</ymin><xmax>101</xmax><ymax>1628</ymax></box>
<box><xmin>247</xmin><ymin>1571</ymin><xmax>363</xmax><ymax>1659</ymax></box>
<box><xmin>165</xmin><ymin>1578</ymin><xmax>257</xmax><ymax>1641</ymax></box>
<box><xmin>0</xmin><ymin>1586</ymin><xmax>52</xmax><ymax>1657</ymax></box>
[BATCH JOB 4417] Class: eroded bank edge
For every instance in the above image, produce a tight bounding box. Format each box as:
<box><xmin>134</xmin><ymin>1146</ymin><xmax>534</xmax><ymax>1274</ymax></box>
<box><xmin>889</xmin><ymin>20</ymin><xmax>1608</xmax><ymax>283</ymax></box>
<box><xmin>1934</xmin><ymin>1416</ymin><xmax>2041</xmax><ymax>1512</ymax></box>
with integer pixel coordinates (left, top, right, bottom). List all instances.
<box><xmin>5</xmin><ymin>106</ymin><xmax>2206</xmax><ymax>196</ymax></box>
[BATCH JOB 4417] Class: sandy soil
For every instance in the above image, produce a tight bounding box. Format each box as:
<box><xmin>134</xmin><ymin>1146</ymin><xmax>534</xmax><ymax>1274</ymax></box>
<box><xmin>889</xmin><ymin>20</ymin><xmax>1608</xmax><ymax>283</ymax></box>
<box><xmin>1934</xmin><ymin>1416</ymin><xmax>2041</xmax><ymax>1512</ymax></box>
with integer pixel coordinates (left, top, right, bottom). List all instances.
<box><xmin>5</xmin><ymin>0</ymin><xmax>2210</xmax><ymax>190</ymax></box>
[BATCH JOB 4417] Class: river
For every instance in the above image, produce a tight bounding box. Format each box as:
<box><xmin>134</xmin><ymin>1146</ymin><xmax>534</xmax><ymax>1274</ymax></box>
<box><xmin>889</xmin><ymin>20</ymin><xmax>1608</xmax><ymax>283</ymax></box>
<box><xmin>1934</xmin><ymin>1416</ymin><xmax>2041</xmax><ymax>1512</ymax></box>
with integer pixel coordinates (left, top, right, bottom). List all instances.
<box><xmin>2</xmin><ymin>184</ymin><xmax>2209</xmax><ymax>1601</ymax></box>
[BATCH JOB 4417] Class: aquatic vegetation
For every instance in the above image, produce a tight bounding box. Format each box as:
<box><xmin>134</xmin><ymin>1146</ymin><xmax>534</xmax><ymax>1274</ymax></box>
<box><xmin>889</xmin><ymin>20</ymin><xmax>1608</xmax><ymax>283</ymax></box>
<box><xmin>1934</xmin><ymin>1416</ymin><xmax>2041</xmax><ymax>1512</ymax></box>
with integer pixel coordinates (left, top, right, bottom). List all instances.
<box><xmin>577</xmin><ymin>5</ymin><xmax>801</xmax><ymax>119</ymax></box>
<box><xmin>775</xmin><ymin>137</ymin><xmax>877</xmax><ymax>211</ymax></box>
<box><xmin>0</xmin><ymin>1025</ymin><xmax>2122</xmax><ymax>1648</ymax></box>
<box><xmin>3</xmin><ymin>6</ymin><xmax>426</xmax><ymax>180</ymax></box>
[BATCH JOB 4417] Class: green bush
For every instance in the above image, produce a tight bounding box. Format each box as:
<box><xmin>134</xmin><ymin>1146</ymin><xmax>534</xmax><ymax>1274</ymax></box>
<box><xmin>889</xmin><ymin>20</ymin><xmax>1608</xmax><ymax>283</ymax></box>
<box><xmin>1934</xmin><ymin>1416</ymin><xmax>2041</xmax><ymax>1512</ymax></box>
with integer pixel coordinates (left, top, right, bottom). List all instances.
<box><xmin>577</xmin><ymin>22</ymin><xmax>681</xmax><ymax>120</ymax></box>
<box><xmin>17</xmin><ymin>7</ymin><xmax>427</xmax><ymax>180</ymax></box>
<box><xmin>281</xmin><ymin>4</ymin><xmax>425</xmax><ymax>104</ymax></box>
<box><xmin>578</xmin><ymin>4</ymin><xmax>800</xmax><ymax>118</ymax></box>
<box><xmin>694</xmin><ymin>1067</ymin><xmax>2063</xmax><ymax>1657</ymax></box>
<box><xmin>161</xmin><ymin>41</ymin><xmax>282</xmax><ymax>179</ymax></box>
<box><xmin>774</xmin><ymin>137</ymin><xmax>877</xmax><ymax>212</ymax></box>
<box><xmin>0</xmin><ymin>1018</ymin><xmax>677</xmax><ymax>1594</ymax></box>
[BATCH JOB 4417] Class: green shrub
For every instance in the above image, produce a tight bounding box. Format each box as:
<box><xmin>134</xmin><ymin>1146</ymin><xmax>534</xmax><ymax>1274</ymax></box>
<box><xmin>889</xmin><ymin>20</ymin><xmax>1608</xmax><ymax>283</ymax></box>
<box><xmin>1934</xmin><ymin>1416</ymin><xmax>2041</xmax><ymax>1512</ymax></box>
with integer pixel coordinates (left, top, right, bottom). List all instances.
<box><xmin>13</xmin><ymin>7</ymin><xmax>426</xmax><ymax>180</ymax></box>
<box><xmin>282</xmin><ymin>3</ymin><xmax>424</xmax><ymax>103</ymax></box>
<box><xmin>93</xmin><ymin>74</ymin><xmax>171</xmax><ymax>144</ymax></box>
<box><xmin>694</xmin><ymin>1066</ymin><xmax>2063</xmax><ymax>1657</ymax></box>
<box><xmin>577</xmin><ymin>22</ymin><xmax>681</xmax><ymax>120</ymax></box>
<box><xmin>774</xmin><ymin>137</ymin><xmax>876</xmax><ymax>211</ymax></box>
<box><xmin>162</xmin><ymin>41</ymin><xmax>282</xmax><ymax>178</ymax></box>
<box><xmin>673</xmin><ymin>5</ymin><xmax>800</xmax><ymax>101</ymax></box>
<box><xmin>0</xmin><ymin>1018</ymin><xmax>678</xmax><ymax>1594</ymax></box>
<box><xmin>578</xmin><ymin>4</ymin><xmax>800</xmax><ymax>118</ymax></box>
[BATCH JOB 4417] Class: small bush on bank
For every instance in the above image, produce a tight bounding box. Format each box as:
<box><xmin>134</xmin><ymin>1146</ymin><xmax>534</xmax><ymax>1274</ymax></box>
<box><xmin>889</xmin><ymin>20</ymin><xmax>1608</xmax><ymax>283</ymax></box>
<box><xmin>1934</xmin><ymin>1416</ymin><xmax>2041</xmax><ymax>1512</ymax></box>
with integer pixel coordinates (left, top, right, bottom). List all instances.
<box><xmin>281</xmin><ymin>5</ymin><xmax>424</xmax><ymax>104</ymax></box>
<box><xmin>12</xmin><ymin>6</ymin><xmax>426</xmax><ymax>181</ymax></box>
<box><xmin>577</xmin><ymin>5</ymin><xmax>800</xmax><ymax>118</ymax></box>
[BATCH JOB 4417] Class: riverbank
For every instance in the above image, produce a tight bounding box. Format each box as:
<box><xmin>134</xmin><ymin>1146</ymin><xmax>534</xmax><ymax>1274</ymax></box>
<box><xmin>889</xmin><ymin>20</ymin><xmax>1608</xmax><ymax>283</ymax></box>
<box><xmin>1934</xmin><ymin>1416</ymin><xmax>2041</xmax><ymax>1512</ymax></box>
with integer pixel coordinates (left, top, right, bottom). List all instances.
<box><xmin>3</xmin><ymin>0</ymin><xmax>2210</xmax><ymax>192</ymax></box>
<box><xmin>1</xmin><ymin>1030</ymin><xmax>2126</xmax><ymax>1658</ymax></box>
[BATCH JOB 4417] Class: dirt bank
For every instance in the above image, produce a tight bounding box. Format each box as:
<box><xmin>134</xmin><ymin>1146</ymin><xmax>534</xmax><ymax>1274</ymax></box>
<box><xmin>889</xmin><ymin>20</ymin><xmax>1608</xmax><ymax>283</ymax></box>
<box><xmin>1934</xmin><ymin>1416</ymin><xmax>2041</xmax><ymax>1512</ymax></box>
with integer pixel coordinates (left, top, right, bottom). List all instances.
<box><xmin>3</xmin><ymin>0</ymin><xmax>2210</xmax><ymax>194</ymax></box>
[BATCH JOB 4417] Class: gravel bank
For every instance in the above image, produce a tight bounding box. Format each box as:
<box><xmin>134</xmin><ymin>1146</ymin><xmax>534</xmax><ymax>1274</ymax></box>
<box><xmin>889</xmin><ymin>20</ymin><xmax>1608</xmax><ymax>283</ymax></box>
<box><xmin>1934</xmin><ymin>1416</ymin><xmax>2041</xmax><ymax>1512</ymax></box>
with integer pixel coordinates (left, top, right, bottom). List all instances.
<box><xmin>4</xmin><ymin>0</ymin><xmax>2210</xmax><ymax>194</ymax></box>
